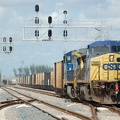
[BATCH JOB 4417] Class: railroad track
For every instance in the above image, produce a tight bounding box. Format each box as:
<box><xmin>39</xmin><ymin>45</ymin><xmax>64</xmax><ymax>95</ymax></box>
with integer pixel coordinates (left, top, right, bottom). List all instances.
<box><xmin>1</xmin><ymin>87</ymin><xmax>93</xmax><ymax>120</ymax></box>
<box><xmin>4</xmin><ymin>86</ymin><xmax>120</xmax><ymax>120</ymax></box>
<box><xmin>11</xmin><ymin>86</ymin><xmax>100</xmax><ymax>120</ymax></box>
<box><xmin>82</xmin><ymin>100</ymin><xmax>120</xmax><ymax>119</ymax></box>
<box><xmin>102</xmin><ymin>104</ymin><xmax>120</xmax><ymax>116</ymax></box>
<box><xmin>0</xmin><ymin>99</ymin><xmax>35</xmax><ymax>110</ymax></box>
<box><xmin>15</xmin><ymin>86</ymin><xmax>100</xmax><ymax>120</ymax></box>
<box><xmin>13</xmin><ymin>85</ymin><xmax>59</xmax><ymax>97</ymax></box>
<box><xmin>80</xmin><ymin>101</ymin><xmax>99</xmax><ymax>120</ymax></box>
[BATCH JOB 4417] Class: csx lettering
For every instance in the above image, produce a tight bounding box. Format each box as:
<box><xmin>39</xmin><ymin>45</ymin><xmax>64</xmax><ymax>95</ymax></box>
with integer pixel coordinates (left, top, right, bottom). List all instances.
<box><xmin>103</xmin><ymin>64</ymin><xmax>120</xmax><ymax>70</ymax></box>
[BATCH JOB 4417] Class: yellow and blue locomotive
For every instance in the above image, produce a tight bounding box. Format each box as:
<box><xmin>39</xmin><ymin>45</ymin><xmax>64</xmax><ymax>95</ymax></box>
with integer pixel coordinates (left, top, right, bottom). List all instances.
<box><xmin>18</xmin><ymin>40</ymin><xmax>120</xmax><ymax>104</ymax></box>
<box><xmin>63</xmin><ymin>40</ymin><xmax>120</xmax><ymax>104</ymax></box>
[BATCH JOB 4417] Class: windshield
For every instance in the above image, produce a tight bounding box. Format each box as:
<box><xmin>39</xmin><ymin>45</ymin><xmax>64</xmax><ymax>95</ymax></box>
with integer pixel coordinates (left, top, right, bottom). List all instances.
<box><xmin>112</xmin><ymin>46</ymin><xmax>120</xmax><ymax>53</ymax></box>
<box><xmin>92</xmin><ymin>46</ymin><xmax>109</xmax><ymax>55</ymax></box>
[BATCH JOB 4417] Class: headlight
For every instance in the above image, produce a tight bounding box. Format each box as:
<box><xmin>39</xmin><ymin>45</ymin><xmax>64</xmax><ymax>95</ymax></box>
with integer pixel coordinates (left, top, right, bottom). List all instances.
<box><xmin>101</xmin><ymin>84</ymin><xmax>105</xmax><ymax>89</ymax></box>
<box><xmin>109</xmin><ymin>55</ymin><xmax>114</xmax><ymax>62</ymax></box>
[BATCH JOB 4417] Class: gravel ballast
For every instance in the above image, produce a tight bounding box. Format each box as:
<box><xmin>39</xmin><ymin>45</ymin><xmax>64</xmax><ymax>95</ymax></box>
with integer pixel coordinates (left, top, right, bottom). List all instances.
<box><xmin>1</xmin><ymin>87</ymin><xmax>120</xmax><ymax>120</ymax></box>
<box><xmin>4</xmin><ymin>104</ymin><xmax>56</xmax><ymax>120</ymax></box>
<box><xmin>0</xmin><ymin>89</ymin><xmax>16</xmax><ymax>101</ymax></box>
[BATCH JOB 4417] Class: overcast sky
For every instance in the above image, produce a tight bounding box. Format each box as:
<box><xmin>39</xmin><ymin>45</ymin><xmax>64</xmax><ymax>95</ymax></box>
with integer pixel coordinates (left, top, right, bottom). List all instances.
<box><xmin>0</xmin><ymin>0</ymin><xmax>120</xmax><ymax>77</ymax></box>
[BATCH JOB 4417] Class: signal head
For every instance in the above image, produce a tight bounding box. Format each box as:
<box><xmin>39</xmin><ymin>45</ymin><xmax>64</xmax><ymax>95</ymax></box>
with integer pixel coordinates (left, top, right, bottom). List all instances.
<box><xmin>3</xmin><ymin>37</ymin><xmax>6</xmax><ymax>42</ymax></box>
<box><xmin>35</xmin><ymin>5</ymin><xmax>39</xmax><ymax>12</ymax></box>
<box><xmin>48</xmin><ymin>16</ymin><xmax>52</xmax><ymax>24</ymax></box>
<box><xmin>48</xmin><ymin>29</ymin><xmax>52</xmax><ymax>37</ymax></box>
<box><xmin>9</xmin><ymin>46</ymin><xmax>12</xmax><ymax>52</ymax></box>
<box><xmin>9</xmin><ymin>37</ymin><xmax>12</xmax><ymax>43</ymax></box>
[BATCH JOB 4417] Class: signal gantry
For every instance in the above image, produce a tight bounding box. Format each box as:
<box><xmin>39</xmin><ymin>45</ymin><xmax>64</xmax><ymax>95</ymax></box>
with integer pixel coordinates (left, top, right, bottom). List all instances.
<box><xmin>23</xmin><ymin>5</ymin><xmax>109</xmax><ymax>42</ymax></box>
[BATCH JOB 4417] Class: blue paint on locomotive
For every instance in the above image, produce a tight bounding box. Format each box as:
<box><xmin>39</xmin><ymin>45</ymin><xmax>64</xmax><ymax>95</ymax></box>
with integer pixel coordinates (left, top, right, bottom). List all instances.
<box><xmin>89</xmin><ymin>40</ymin><xmax>120</xmax><ymax>47</ymax></box>
<box><xmin>103</xmin><ymin>63</ymin><xmax>120</xmax><ymax>70</ymax></box>
<box><xmin>88</xmin><ymin>40</ymin><xmax>120</xmax><ymax>57</ymax></box>
<box><xmin>67</xmin><ymin>63</ymin><xmax>73</xmax><ymax>71</ymax></box>
<box><xmin>64</xmin><ymin>51</ymin><xmax>73</xmax><ymax>70</ymax></box>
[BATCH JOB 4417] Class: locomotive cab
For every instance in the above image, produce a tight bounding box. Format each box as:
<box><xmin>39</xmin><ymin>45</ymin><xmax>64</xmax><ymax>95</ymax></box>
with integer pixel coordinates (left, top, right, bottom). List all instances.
<box><xmin>88</xmin><ymin>41</ymin><xmax>120</xmax><ymax>57</ymax></box>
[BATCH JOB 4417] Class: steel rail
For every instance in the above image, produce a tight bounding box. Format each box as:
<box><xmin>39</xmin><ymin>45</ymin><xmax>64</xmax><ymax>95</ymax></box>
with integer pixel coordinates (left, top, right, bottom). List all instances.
<box><xmin>0</xmin><ymin>99</ymin><xmax>35</xmax><ymax>110</ymax></box>
<box><xmin>80</xmin><ymin>101</ymin><xmax>99</xmax><ymax>120</ymax></box>
<box><xmin>102</xmin><ymin>105</ymin><xmax>120</xmax><ymax>116</ymax></box>
<box><xmin>14</xmin><ymin>86</ymin><xmax>59</xmax><ymax>97</ymax></box>
<box><xmin>3</xmin><ymin>87</ymin><xmax>93</xmax><ymax>120</ymax></box>
<box><xmin>1</xmin><ymin>87</ymin><xmax>66</xmax><ymax>120</ymax></box>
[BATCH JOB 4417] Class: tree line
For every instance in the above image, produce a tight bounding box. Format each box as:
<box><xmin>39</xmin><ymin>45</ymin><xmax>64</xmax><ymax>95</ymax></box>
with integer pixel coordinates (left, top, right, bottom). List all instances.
<box><xmin>13</xmin><ymin>64</ymin><xmax>53</xmax><ymax>77</ymax></box>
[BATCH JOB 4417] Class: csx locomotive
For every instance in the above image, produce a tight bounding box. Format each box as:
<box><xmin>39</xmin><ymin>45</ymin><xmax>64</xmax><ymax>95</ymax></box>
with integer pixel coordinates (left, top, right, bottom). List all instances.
<box><xmin>19</xmin><ymin>40</ymin><xmax>120</xmax><ymax>104</ymax></box>
<box><xmin>63</xmin><ymin>40</ymin><xmax>120</xmax><ymax>104</ymax></box>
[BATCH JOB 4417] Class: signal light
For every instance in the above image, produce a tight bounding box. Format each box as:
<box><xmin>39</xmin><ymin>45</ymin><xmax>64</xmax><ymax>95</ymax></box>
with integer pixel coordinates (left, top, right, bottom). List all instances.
<box><xmin>63</xmin><ymin>10</ymin><xmax>67</xmax><ymax>14</ymax></box>
<box><xmin>48</xmin><ymin>16</ymin><xmax>52</xmax><ymax>24</ymax></box>
<box><xmin>9</xmin><ymin>37</ymin><xmax>12</xmax><ymax>43</ymax></box>
<box><xmin>35</xmin><ymin>30</ymin><xmax>39</xmax><ymax>37</ymax></box>
<box><xmin>35</xmin><ymin>5</ymin><xmax>39</xmax><ymax>12</ymax></box>
<box><xmin>35</xmin><ymin>17</ymin><xmax>39</xmax><ymax>24</ymax></box>
<box><xmin>9</xmin><ymin>46</ymin><xmax>12</xmax><ymax>52</ymax></box>
<box><xmin>63</xmin><ymin>30</ymin><xmax>67</xmax><ymax>37</ymax></box>
<box><xmin>3</xmin><ymin>37</ymin><xmax>6</xmax><ymax>42</ymax></box>
<box><xmin>3</xmin><ymin>46</ymin><xmax>6</xmax><ymax>51</ymax></box>
<box><xmin>63</xmin><ymin>20</ymin><xmax>67</xmax><ymax>24</ymax></box>
<box><xmin>115</xmin><ymin>83</ymin><xmax>119</xmax><ymax>94</ymax></box>
<box><xmin>48</xmin><ymin>29</ymin><xmax>52</xmax><ymax>37</ymax></box>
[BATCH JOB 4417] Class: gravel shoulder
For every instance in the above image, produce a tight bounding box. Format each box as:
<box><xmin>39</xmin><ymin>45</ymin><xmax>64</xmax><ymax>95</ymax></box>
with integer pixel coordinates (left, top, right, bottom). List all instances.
<box><xmin>0</xmin><ymin>104</ymin><xmax>56</xmax><ymax>120</ymax></box>
<box><xmin>0</xmin><ymin>107</ymin><xmax>7</xmax><ymax>120</ymax></box>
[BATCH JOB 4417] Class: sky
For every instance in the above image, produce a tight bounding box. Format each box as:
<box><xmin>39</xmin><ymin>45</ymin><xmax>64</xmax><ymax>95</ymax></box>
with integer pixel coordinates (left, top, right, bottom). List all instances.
<box><xmin>0</xmin><ymin>0</ymin><xmax>120</xmax><ymax>78</ymax></box>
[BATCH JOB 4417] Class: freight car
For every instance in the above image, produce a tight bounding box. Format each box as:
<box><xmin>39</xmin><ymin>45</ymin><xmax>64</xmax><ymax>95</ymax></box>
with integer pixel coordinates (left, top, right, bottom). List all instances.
<box><xmin>8</xmin><ymin>79</ymin><xmax>17</xmax><ymax>85</ymax></box>
<box><xmin>18</xmin><ymin>40</ymin><xmax>120</xmax><ymax>104</ymax></box>
<box><xmin>54</xmin><ymin>61</ymin><xmax>64</xmax><ymax>94</ymax></box>
<box><xmin>19</xmin><ymin>72</ymin><xmax>54</xmax><ymax>91</ymax></box>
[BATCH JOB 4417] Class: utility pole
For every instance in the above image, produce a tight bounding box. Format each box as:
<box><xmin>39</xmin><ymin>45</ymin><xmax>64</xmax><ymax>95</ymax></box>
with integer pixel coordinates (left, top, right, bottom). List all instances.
<box><xmin>0</xmin><ymin>70</ymin><xmax>1</xmax><ymax>82</ymax></box>
<box><xmin>22</xmin><ymin>61</ymin><xmax>24</xmax><ymax>84</ymax></box>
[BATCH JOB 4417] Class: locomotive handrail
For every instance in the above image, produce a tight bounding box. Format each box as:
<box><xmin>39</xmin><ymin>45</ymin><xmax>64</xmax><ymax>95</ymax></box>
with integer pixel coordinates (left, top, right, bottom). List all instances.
<box><xmin>73</xmin><ymin>68</ymin><xmax>81</xmax><ymax>89</ymax></box>
<box><xmin>73</xmin><ymin>51</ymin><xmax>83</xmax><ymax>89</ymax></box>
